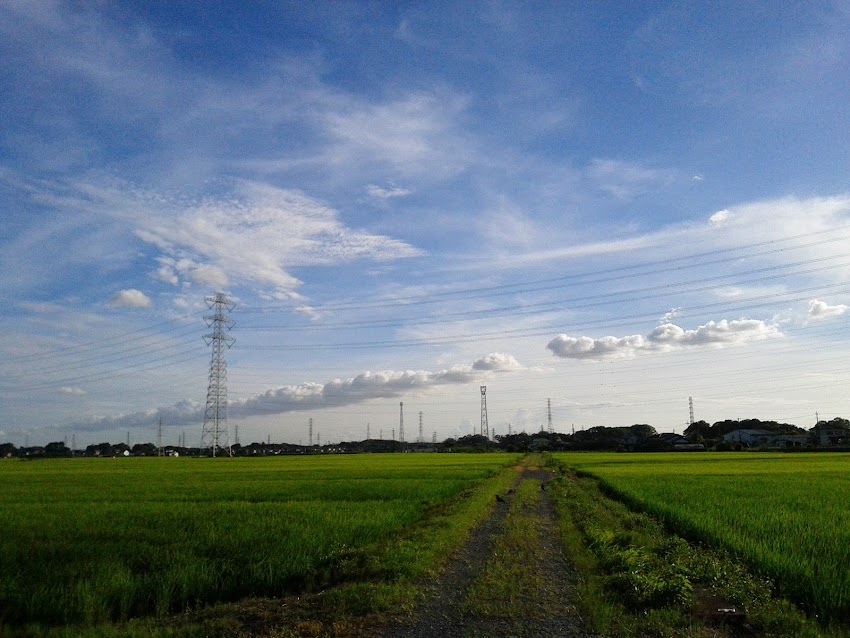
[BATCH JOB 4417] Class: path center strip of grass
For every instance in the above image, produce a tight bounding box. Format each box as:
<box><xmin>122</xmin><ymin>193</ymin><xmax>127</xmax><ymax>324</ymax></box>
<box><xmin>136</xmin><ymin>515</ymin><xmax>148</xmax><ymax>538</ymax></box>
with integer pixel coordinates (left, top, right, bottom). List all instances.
<box><xmin>462</xmin><ymin>478</ymin><xmax>554</xmax><ymax>619</ymax></box>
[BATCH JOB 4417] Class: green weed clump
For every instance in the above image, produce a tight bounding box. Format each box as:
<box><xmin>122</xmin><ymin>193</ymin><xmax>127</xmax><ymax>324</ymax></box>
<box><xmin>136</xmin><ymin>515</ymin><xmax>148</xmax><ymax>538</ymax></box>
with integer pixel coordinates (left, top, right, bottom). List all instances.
<box><xmin>0</xmin><ymin>453</ymin><xmax>519</xmax><ymax>629</ymax></box>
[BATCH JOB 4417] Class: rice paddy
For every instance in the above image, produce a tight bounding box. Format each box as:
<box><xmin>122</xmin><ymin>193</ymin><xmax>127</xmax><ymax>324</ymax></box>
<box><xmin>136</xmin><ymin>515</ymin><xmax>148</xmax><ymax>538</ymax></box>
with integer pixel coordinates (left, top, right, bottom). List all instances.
<box><xmin>0</xmin><ymin>453</ymin><xmax>518</xmax><ymax>627</ymax></box>
<box><xmin>551</xmin><ymin>452</ymin><xmax>850</xmax><ymax>624</ymax></box>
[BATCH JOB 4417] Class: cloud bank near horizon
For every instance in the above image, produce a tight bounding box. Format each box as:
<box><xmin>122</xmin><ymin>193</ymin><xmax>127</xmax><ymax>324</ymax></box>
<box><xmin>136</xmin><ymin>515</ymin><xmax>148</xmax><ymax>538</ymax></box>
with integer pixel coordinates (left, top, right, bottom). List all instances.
<box><xmin>69</xmin><ymin>353</ymin><xmax>523</xmax><ymax>432</ymax></box>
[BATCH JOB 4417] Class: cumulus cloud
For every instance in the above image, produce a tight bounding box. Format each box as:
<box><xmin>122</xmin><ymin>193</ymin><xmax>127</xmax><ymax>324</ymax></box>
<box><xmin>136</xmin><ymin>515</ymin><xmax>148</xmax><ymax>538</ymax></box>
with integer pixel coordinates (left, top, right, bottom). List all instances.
<box><xmin>59</xmin><ymin>386</ymin><xmax>86</xmax><ymax>396</ymax></box>
<box><xmin>70</xmin><ymin>353</ymin><xmax>523</xmax><ymax>431</ymax></box>
<box><xmin>471</xmin><ymin>352</ymin><xmax>523</xmax><ymax>371</ymax></box>
<box><xmin>807</xmin><ymin>299</ymin><xmax>848</xmax><ymax>322</ymax></box>
<box><xmin>660</xmin><ymin>307</ymin><xmax>682</xmax><ymax>323</ymax></box>
<box><xmin>547</xmin><ymin>319</ymin><xmax>782</xmax><ymax>360</ymax></box>
<box><xmin>709</xmin><ymin>209</ymin><xmax>731</xmax><ymax>225</ymax></box>
<box><xmin>366</xmin><ymin>184</ymin><xmax>412</xmax><ymax>199</ymax></box>
<box><xmin>109</xmin><ymin>289</ymin><xmax>151</xmax><ymax>308</ymax></box>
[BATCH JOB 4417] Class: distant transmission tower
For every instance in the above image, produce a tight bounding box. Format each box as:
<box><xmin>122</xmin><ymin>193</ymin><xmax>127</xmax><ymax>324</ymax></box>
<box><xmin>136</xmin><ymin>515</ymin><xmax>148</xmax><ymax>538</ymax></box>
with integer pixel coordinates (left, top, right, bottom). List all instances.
<box><xmin>157</xmin><ymin>418</ymin><xmax>163</xmax><ymax>456</ymax></box>
<box><xmin>309</xmin><ymin>418</ymin><xmax>313</xmax><ymax>446</ymax></box>
<box><xmin>367</xmin><ymin>422</ymin><xmax>370</xmax><ymax>440</ymax></box>
<box><xmin>480</xmin><ymin>386</ymin><xmax>489</xmax><ymax>440</ymax></box>
<box><xmin>689</xmin><ymin>397</ymin><xmax>695</xmax><ymax>425</ymax></box>
<box><xmin>547</xmin><ymin>398</ymin><xmax>553</xmax><ymax>433</ymax></box>
<box><xmin>201</xmin><ymin>292</ymin><xmax>235</xmax><ymax>457</ymax></box>
<box><xmin>418</xmin><ymin>411</ymin><xmax>423</xmax><ymax>443</ymax></box>
<box><xmin>399</xmin><ymin>402</ymin><xmax>405</xmax><ymax>443</ymax></box>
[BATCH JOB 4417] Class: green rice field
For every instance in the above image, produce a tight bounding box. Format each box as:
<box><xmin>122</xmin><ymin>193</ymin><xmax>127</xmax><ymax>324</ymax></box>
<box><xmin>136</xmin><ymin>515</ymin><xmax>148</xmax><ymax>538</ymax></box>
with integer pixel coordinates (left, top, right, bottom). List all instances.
<box><xmin>0</xmin><ymin>453</ymin><xmax>518</xmax><ymax>627</ymax></box>
<box><xmin>552</xmin><ymin>452</ymin><xmax>850</xmax><ymax>624</ymax></box>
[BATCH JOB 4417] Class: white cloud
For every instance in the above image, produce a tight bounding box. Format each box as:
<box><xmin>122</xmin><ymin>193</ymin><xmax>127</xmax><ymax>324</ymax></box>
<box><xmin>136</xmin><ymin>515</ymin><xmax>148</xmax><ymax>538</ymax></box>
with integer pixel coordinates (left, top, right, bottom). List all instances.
<box><xmin>321</xmin><ymin>92</ymin><xmax>472</xmax><ymax>177</ymax></box>
<box><xmin>69</xmin><ymin>353</ymin><xmax>524</xmax><ymax>431</ymax></box>
<box><xmin>709</xmin><ymin>209</ymin><xmax>731</xmax><ymax>225</ymax></box>
<box><xmin>45</xmin><ymin>178</ymin><xmax>424</xmax><ymax>299</ymax></box>
<box><xmin>366</xmin><ymin>184</ymin><xmax>412</xmax><ymax>200</ymax></box>
<box><xmin>295</xmin><ymin>305</ymin><xmax>321</xmax><ymax>320</ymax></box>
<box><xmin>547</xmin><ymin>318</ymin><xmax>782</xmax><ymax>360</ymax></box>
<box><xmin>471</xmin><ymin>352</ymin><xmax>523</xmax><ymax>371</ymax></box>
<box><xmin>59</xmin><ymin>386</ymin><xmax>86</xmax><ymax>396</ymax></box>
<box><xmin>586</xmin><ymin>158</ymin><xmax>674</xmax><ymax>200</ymax></box>
<box><xmin>807</xmin><ymin>299</ymin><xmax>848</xmax><ymax>322</ymax></box>
<box><xmin>109</xmin><ymin>289</ymin><xmax>151</xmax><ymax>308</ymax></box>
<box><xmin>660</xmin><ymin>307</ymin><xmax>682</xmax><ymax>323</ymax></box>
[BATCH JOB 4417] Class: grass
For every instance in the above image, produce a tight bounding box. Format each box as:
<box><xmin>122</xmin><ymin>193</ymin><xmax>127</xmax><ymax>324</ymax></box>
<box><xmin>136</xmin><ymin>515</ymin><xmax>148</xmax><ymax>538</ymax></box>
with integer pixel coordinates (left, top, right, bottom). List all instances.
<box><xmin>0</xmin><ymin>453</ymin><xmax>520</xmax><ymax>632</ymax></box>
<box><xmin>551</xmin><ymin>452</ymin><xmax>850</xmax><ymax>635</ymax></box>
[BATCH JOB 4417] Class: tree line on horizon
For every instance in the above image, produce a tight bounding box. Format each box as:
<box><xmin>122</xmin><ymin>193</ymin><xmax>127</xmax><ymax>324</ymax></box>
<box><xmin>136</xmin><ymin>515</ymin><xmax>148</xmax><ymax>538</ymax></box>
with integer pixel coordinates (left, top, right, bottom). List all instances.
<box><xmin>3</xmin><ymin>417</ymin><xmax>849</xmax><ymax>458</ymax></box>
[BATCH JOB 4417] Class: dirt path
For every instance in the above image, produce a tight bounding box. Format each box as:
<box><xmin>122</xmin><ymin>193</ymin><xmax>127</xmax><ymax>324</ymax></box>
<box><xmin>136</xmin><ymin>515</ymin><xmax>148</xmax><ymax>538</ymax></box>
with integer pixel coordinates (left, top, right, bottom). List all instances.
<box><xmin>380</xmin><ymin>464</ymin><xmax>591</xmax><ymax>638</ymax></box>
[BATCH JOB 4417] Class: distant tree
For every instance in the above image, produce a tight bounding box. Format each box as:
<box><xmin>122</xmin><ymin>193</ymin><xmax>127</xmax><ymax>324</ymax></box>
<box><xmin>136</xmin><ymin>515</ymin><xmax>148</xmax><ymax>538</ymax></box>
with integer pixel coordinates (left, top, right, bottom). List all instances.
<box><xmin>628</xmin><ymin>424</ymin><xmax>657</xmax><ymax>439</ymax></box>
<box><xmin>684</xmin><ymin>420</ymin><xmax>712</xmax><ymax>441</ymax></box>
<box><xmin>85</xmin><ymin>442</ymin><xmax>113</xmax><ymax>457</ymax></box>
<box><xmin>132</xmin><ymin>443</ymin><xmax>157</xmax><ymax>456</ymax></box>
<box><xmin>44</xmin><ymin>441</ymin><xmax>71</xmax><ymax>457</ymax></box>
<box><xmin>821</xmin><ymin>417</ymin><xmax>850</xmax><ymax>430</ymax></box>
<box><xmin>0</xmin><ymin>442</ymin><xmax>17</xmax><ymax>457</ymax></box>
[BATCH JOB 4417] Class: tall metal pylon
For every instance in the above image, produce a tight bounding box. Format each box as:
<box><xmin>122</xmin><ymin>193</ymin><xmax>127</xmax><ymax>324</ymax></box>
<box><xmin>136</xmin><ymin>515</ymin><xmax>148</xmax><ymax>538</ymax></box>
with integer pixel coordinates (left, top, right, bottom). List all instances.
<box><xmin>309</xmin><ymin>418</ymin><xmax>313</xmax><ymax>446</ymax></box>
<box><xmin>547</xmin><ymin>398</ymin><xmax>553</xmax><ymax>433</ymax></box>
<box><xmin>399</xmin><ymin>402</ymin><xmax>405</xmax><ymax>443</ymax></box>
<box><xmin>418</xmin><ymin>411</ymin><xmax>423</xmax><ymax>443</ymax></box>
<box><xmin>689</xmin><ymin>397</ymin><xmax>695</xmax><ymax>425</ymax></box>
<box><xmin>480</xmin><ymin>386</ymin><xmax>489</xmax><ymax>440</ymax></box>
<box><xmin>201</xmin><ymin>292</ymin><xmax>235</xmax><ymax>457</ymax></box>
<box><xmin>157</xmin><ymin>418</ymin><xmax>163</xmax><ymax>456</ymax></box>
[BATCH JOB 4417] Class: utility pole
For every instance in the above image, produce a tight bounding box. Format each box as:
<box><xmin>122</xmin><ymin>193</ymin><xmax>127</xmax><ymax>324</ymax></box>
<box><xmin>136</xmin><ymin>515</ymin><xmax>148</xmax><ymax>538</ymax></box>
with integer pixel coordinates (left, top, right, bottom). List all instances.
<box><xmin>201</xmin><ymin>292</ymin><xmax>235</xmax><ymax>457</ymax></box>
<box><xmin>480</xmin><ymin>386</ymin><xmax>489</xmax><ymax>440</ymax></box>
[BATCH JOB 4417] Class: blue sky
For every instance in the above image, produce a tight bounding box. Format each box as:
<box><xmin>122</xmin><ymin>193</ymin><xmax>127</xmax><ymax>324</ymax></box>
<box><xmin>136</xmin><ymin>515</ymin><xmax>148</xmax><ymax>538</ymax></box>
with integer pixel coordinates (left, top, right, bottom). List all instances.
<box><xmin>2</xmin><ymin>1</ymin><xmax>850</xmax><ymax>447</ymax></box>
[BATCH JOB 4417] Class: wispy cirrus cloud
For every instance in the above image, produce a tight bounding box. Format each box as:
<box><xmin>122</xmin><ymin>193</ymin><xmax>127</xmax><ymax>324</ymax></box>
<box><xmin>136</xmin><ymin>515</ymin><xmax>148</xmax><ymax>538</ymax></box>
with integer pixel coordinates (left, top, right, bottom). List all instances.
<box><xmin>366</xmin><ymin>184</ymin><xmax>412</xmax><ymax>200</ymax></box>
<box><xmin>586</xmin><ymin>158</ymin><xmax>674</xmax><ymax>201</ymax></box>
<box><xmin>547</xmin><ymin>318</ymin><xmax>782</xmax><ymax>361</ymax></box>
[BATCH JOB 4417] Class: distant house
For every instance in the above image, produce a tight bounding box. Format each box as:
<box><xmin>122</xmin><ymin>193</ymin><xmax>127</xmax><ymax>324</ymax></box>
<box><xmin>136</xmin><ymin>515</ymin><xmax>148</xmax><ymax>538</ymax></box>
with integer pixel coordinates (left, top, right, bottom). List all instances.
<box><xmin>767</xmin><ymin>434</ymin><xmax>810</xmax><ymax>449</ymax></box>
<box><xmin>810</xmin><ymin>425</ymin><xmax>850</xmax><ymax>447</ymax></box>
<box><xmin>722</xmin><ymin>429</ymin><xmax>774</xmax><ymax>447</ymax></box>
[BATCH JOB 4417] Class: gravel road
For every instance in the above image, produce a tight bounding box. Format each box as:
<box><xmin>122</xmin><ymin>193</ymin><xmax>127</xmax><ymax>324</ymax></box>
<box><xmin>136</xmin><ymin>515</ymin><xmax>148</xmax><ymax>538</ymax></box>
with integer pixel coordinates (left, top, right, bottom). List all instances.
<box><xmin>380</xmin><ymin>466</ymin><xmax>593</xmax><ymax>638</ymax></box>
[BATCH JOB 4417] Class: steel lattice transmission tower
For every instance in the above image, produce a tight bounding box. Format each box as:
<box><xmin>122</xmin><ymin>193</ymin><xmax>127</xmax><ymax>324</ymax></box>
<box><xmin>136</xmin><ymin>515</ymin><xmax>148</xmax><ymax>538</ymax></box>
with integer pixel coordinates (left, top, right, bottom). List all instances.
<box><xmin>399</xmin><ymin>402</ymin><xmax>405</xmax><ymax>443</ymax></box>
<box><xmin>480</xmin><ymin>386</ymin><xmax>489</xmax><ymax>440</ymax></box>
<box><xmin>201</xmin><ymin>292</ymin><xmax>235</xmax><ymax>457</ymax></box>
<box><xmin>689</xmin><ymin>396</ymin><xmax>695</xmax><ymax>425</ymax></box>
<box><xmin>547</xmin><ymin>398</ymin><xmax>553</xmax><ymax>433</ymax></box>
<box><xmin>418</xmin><ymin>411</ymin><xmax>424</xmax><ymax>443</ymax></box>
